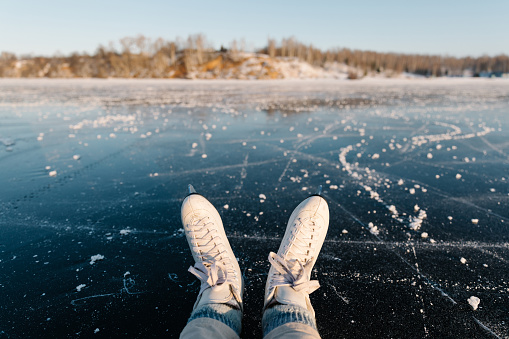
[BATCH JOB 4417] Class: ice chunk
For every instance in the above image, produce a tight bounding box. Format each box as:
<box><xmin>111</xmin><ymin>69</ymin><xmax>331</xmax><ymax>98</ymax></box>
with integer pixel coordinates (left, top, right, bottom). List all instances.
<box><xmin>76</xmin><ymin>284</ymin><xmax>86</xmax><ymax>292</ymax></box>
<box><xmin>259</xmin><ymin>194</ymin><xmax>266</xmax><ymax>200</ymax></box>
<box><xmin>467</xmin><ymin>296</ymin><xmax>480</xmax><ymax>311</ymax></box>
<box><xmin>409</xmin><ymin>210</ymin><xmax>427</xmax><ymax>231</ymax></box>
<box><xmin>460</xmin><ymin>257</ymin><xmax>467</xmax><ymax>264</ymax></box>
<box><xmin>388</xmin><ymin>205</ymin><xmax>398</xmax><ymax>216</ymax></box>
<box><xmin>73</xmin><ymin>155</ymin><xmax>81</xmax><ymax>160</ymax></box>
<box><xmin>90</xmin><ymin>254</ymin><xmax>105</xmax><ymax>265</ymax></box>
<box><xmin>368</xmin><ymin>222</ymin><xmax>379</xmax><ymax>235</ymax></box>
<box><xmin>421</xmin><ymin>232</ymin><xmax>428</xmax><ymax>238</ymax></box>
<box><xmin>372</xmin><ymin>153</ymin><xmax>380</xmax><ymax>159</ymax></box>
<box><xmin>427</xmin><ymin>153</ymin><xmax>433</xmax><ymax>159</ymax></box>
<box><xmin>119</xmin><ymin>229</ymin><xmax>131</xmax><ymax>235</ymax></box>
<box><xmin>471</xmin><ymin>219</ymin><xmax>479</xmax><ymax>225</ymax></box>
<box><xmin>455</xmin><ymin>173</ymin><xmax>462</xmax><ymax>179</ymax></box>
<box><xmin>49</xmin><ymin>170</ymin><xmax>57</xmax><ymax>177</ymax></box>
<box><xmin>223</xmin><ymin>204</ymin><xmax>229</xmax><ymax>210</ymax></box>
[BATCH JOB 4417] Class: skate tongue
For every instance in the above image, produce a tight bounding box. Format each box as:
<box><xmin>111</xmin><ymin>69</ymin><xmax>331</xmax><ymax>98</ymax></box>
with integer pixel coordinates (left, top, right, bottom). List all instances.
<box><xmin>194</xmin><ymin>282</ymin><xmax>235</xmax><ymax>310</ymax></box>
<box><xmin>274</xmin><ymin>285</ymin><xmax>308</xmax><ymax>310</ymax></box>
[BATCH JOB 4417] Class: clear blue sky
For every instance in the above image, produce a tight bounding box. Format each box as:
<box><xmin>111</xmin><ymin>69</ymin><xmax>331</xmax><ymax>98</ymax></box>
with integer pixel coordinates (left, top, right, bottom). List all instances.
<box><xmin>1</xmin><ymin>0</ymin><xmax>508</xmax><ymax>58</ymax></box>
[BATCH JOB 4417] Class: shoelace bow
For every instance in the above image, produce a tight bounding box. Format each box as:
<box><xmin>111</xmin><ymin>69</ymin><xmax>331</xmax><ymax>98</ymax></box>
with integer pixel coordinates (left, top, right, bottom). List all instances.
<box><xmin>188</xmin><ymin>261</ymin><xmax>231</xmax><ymax>296</ymax></box>
<box><xmin>187</xmin><ymin>216</ymin><xmax>240</xmax><ymax>301</ymax></box>
<box><xmin>268</xmin><ymin>252</ymin><xmax>320</xmax><ymax>294</ymax></box>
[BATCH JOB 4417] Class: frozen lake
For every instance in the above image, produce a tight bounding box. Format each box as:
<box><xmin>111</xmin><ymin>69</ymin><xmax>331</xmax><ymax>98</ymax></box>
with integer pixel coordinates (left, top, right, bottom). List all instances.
<box><xmin>0</xmin><ymin>79</ymin><xmax>508</xmax><ymax>338</ymax></box>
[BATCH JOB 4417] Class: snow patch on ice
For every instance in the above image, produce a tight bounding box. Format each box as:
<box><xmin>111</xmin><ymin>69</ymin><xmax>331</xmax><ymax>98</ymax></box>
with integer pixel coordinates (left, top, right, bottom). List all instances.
<box><xmin>70</xmin><ymin>114</ymin><xmax>136</xmax><ymax>130</ymax></box>
<box><xmin>368</xmin><ymin>222</ymin><xmax>379</xmax><ymax>235</ymax></box>
<box><xmin>409</xmin><ymin>210</ymin><xmax>427</xmax><ymax>231</ymax></box>
<box><xmin>90</xmin><ymin>254</ymin><xmax>105</xmax><ymax>265</ymax></box>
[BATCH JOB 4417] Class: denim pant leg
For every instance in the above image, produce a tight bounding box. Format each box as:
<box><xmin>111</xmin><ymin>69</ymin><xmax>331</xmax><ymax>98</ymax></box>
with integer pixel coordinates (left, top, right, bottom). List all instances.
<box><xmin>180</xmin><ymin>304</ymin><xmax>242</xmax><ymax>339</ymax></box>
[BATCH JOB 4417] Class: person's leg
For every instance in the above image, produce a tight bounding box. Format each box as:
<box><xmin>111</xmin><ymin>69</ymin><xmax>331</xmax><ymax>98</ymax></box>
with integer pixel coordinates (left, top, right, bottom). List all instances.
<box><xmin>179</xmin><ymin>185</ymin><xmax>243</xmax><ymax>339</ymax></box>
<box><xmin>262</xmin><ymin>189</ymin><xmax>329</xmax><ymax>339</ymax></box>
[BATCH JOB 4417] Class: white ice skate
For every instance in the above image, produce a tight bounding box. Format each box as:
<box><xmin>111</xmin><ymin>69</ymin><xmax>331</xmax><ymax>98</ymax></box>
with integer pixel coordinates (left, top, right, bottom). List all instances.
<box><xmin>264</xmin><ymin>186</ymin><xmax>329</xmax><ymax>317</ymax></box>
<box><xmin>181</xmin><ymin>185</ymin><xmax>244</xmax><ymax>311</ymax></box>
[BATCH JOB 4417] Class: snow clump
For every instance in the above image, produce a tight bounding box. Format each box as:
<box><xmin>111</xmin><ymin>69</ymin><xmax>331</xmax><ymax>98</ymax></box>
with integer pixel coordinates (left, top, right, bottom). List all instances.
<box><xmin>90</xmin><ymin>254</ymin><xmax>105</xmax><ymax>265</ymax></box>
<box><xmin>467</xmin><ymin>296</ymin><xmax>480</xmax><ymax>311</ymax></box>
<box><xmin>409</xmin><ymin>210</ymin><xmax>427</xmax><ymax>231</ymax></box>
<box><xmin>368</xmin><ymin>222</ymin><xmax>379</xmax><ymax>235</ymax></box>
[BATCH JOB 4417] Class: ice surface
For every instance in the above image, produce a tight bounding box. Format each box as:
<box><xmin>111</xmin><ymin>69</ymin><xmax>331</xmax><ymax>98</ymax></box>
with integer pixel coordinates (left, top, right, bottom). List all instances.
<box><xmin>0</xmin><ymin>79</ymin><xmax>508</xmax><ymax>338</ymax></box>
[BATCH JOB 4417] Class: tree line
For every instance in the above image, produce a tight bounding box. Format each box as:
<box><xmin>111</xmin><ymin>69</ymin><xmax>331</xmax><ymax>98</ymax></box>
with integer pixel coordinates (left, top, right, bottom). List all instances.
<box><xmin>1</xmin><ymin>35</ymin><xmax>507</xmax><ymax>78</ymax></box>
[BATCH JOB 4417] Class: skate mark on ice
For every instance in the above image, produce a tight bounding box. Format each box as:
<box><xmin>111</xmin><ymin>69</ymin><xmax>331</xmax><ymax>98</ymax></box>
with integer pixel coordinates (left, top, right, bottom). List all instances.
<box><xmin>411</xmin><ymin>245</ymin><xmax>430</xmax><ymax>336</ymax></box>
<box><xmin>71</xmin><ymin>273</ymin><xmax>146</xmax><ymax>306</ymax></box>
<box><xmin>70</xmin><ymin>293</ymin><xmax>117</xmax><ymax>306</ymax></box>
<box><xmin>324</xmin><ymin>239</ymin><xmax>509</xmax><ymax>249</ymax></box>
<box><xmin>276</xmin><ymin>121</ymin><xmax>342</xmax><ymax>184</ymax></box>
<box><xmin>478</xmin><ymin>248</ymin><xmax>509</xmax><ymax>264</ymax></box>
<box><xmin>162</xmin><ymin>158</ymin><xmax>282</xmax><ymax>178</ymax></box>
<box><xmin>326</xmin><ymin>281</ymin><xmax>350</xmax><ymax>304</ymax></box>
<box><xmin>479</xmin><ymin>135</ymin><xmax>509</xmax><ymax>161</ymax></box>
<box><xmin>473</xmin><ymin>317</ymin><xmax>503</xmax><ymax>339</ymax></box>
<box><xmin>277</xmin><ymin>153</ymin><xmax>296</xmax><ymax>183</ymax></box>
<box><xmin>234</xmin><ymin>153</ymin><xmax>249</xmax><ymax>191</ymax></box>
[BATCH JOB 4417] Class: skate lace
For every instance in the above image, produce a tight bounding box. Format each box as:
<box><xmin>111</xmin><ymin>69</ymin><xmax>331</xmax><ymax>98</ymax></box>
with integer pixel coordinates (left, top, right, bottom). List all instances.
<box><xmin>267</xmin><ymin>252</ymin><xmax>320</xmax><ymax>294</ymax></box>
<box><xmin>187</xmin><ymin>216</ymin><xmax>239</xmax><ymax>284</ymax></box>
<box><xmin>188</xmin><ymin>261</ymin><xmax>233</xmax><ymax>296</ymax></box>
<box><xmin>283</xmin><ymin>216</ymin><xmax>322</xmax><ymax>263</ymax></box>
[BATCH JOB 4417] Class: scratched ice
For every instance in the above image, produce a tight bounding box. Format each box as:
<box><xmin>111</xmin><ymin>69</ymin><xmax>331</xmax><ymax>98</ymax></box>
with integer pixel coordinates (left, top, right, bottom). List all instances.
<box><xmin>0</xmin><ymin>79</ymin><xmax>508</xmax><ymax>338</ymax></box>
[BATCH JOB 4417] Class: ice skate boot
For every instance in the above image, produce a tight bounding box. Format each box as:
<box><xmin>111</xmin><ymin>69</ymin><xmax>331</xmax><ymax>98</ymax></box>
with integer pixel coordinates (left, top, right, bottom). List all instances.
<box><xmin>264</xmin><ymin>186</ymin><xmax>329</xmax><ymax>316</ymax></box>
<box><xmin>181</xmin><ymin>185</ymin><xmax>243</xmax><ymax>311</ymax></box>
